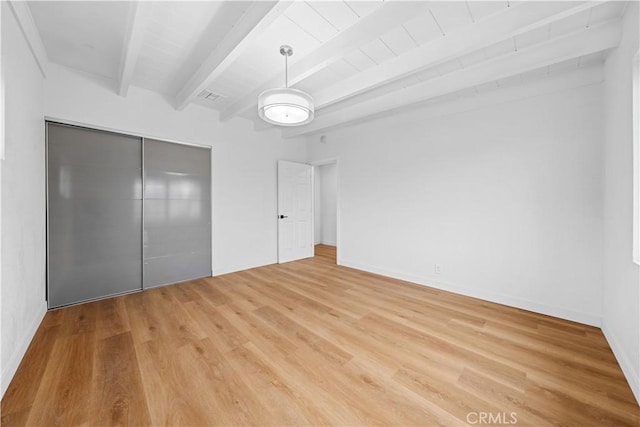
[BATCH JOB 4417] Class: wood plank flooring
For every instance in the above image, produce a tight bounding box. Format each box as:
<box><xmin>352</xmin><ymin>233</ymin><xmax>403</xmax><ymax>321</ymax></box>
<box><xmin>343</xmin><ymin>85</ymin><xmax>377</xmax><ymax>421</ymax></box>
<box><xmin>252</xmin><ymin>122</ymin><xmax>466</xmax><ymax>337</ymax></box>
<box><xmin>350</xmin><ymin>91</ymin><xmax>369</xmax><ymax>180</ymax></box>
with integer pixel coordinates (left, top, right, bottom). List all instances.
<box><xmin>2</xmin><ymin>245</ymin><xmax>639</xmax><ymax>426</ymax></box>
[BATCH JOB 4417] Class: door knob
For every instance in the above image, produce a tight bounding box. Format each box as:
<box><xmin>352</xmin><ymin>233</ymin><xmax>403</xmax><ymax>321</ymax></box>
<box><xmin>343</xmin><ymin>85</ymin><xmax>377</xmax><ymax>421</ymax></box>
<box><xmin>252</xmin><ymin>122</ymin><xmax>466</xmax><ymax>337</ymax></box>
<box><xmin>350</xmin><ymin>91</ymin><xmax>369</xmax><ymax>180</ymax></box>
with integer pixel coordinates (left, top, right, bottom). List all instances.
<box><xmin>279</xmin><ymin>214</ymin><xmax>288</xmax><ymax>219</ymax></box>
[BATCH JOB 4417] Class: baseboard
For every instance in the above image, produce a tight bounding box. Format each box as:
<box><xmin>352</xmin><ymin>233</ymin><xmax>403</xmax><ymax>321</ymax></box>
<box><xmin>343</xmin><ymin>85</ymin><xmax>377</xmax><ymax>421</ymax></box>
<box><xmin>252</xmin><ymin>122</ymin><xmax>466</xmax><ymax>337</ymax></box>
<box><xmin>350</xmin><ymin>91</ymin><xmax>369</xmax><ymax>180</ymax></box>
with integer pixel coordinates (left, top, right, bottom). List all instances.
<box><xmin>321</xmin><ymin>240</ymin><xmax>336</xmax><ymax>246</ymax></box>
<box><xmin>602</xmin><ymin>321</ymin><xmax>640</xmax><ymax>405</ymax></box>
<box><xmin>1</xmin><ymin>300</ymin><xmax>47</xmax><ymax>398</ymax></box>
<box><xmin>339</xmin><ymin>259</ymin><xmax>602</xmax><ymax>327</ymax></box>
<box><xmin>213</xmin><ymin>258</ymin><xmax>277</xmax><ymax>276</ymax></box>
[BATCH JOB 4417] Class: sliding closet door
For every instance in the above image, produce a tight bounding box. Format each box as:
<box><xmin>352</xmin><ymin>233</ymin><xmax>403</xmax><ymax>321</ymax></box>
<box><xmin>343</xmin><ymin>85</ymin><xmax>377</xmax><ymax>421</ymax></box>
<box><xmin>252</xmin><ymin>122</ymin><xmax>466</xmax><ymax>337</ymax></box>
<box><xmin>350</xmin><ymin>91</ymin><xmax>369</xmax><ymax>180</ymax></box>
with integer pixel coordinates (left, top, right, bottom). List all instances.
<box><xmin>47</xmin><ymin>123</ymin><xmax>142</xmax><ymax>308</ymax></box>
<box><xmin>143</xmin><ymin>139</ymin><xmax>211</xmax><ymax>288</ymax></box>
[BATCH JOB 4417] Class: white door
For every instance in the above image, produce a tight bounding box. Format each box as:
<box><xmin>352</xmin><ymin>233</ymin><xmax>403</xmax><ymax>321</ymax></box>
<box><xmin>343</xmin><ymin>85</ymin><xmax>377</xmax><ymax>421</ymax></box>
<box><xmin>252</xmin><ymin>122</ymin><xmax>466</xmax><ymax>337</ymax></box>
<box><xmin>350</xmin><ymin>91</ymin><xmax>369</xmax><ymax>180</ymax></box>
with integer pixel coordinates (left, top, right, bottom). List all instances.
<box><xmin>277</xmin><ymin>160</ymin><xmax>314</xmax><ymax>263</ymax></box>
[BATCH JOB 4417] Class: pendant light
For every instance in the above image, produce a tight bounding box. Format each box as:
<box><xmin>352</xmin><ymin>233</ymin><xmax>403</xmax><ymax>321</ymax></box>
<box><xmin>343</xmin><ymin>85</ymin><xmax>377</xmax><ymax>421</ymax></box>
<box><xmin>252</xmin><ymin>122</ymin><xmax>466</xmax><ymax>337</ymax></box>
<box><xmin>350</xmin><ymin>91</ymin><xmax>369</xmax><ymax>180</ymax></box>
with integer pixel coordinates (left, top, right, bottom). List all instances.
<box><xmin>258</xmin><ymin>45</ymin><xmax>314</xmax><ymax>126</ymax></box>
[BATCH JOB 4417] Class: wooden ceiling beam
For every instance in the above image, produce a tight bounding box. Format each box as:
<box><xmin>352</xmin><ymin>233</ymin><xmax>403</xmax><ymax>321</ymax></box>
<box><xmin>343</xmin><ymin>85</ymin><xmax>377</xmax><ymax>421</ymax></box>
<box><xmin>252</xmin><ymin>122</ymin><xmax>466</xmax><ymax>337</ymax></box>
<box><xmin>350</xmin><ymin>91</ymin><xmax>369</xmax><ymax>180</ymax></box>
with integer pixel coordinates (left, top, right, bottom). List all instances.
<box><xmin>312</xmin><ymin>1</ymin><xmax>604</xmax><ymax>109</ymax></box>
<box><xmin>282</xmin><ymin>18</ymin><xmax>620</xmax><ymax>138</ymax></box>
<box><xmin>117</xmin><ymin>2</ymin><xmax>149</xmax><ymax>97</ymax></box>
<box><xmin>300</xmin><ymin>65</ymin><xmax>604</xmax><ymax>139</ymax></box>
<box><xmin>218</xmin><ymin>1</ymin><xmax>429</xmax><ymax>122</ymax></box>
<box><xmin>174</xmin><ymin>1</ymin><xmax>291</xmax><ymax>111</ymax></box>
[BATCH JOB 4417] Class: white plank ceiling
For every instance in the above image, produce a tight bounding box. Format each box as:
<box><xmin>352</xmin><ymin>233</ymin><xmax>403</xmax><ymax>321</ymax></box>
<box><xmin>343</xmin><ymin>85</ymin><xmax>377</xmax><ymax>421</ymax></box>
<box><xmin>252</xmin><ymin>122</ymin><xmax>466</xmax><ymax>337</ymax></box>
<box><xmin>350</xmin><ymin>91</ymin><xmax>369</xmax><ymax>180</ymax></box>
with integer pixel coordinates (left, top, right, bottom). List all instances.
<box><xmin>26</xmin><ymin>1</ymin><xmax>629</xmax><ymax>137</ymax></box>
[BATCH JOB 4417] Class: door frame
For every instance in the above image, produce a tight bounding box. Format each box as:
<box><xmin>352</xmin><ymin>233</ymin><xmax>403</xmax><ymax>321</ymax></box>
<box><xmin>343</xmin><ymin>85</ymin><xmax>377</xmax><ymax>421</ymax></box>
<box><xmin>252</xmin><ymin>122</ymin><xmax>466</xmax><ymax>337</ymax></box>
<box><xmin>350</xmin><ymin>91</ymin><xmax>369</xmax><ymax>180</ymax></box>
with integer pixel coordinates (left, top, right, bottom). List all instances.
<box><xmin>310</xmin><ymin>157</ymin><xmax>340</xmax><ymax>264</ymax></box>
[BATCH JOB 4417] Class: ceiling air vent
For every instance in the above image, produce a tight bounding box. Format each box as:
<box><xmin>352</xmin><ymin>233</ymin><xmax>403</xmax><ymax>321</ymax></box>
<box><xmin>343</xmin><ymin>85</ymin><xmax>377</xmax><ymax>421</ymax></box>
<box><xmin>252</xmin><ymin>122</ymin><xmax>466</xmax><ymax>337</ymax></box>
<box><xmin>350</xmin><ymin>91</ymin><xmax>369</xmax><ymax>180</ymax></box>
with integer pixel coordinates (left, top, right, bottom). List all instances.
<box><xmin>197</xmin><ymin>89</ymin><xmax>226</xmax><ymax>102</ymax></box>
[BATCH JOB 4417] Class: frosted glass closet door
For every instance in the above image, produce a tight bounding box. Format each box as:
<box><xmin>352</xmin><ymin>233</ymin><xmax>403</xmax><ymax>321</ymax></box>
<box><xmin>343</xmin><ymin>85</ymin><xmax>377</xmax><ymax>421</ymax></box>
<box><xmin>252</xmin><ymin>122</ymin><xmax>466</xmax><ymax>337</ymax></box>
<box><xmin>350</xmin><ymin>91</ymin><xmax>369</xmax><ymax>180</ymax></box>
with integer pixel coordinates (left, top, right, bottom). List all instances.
<box><xmin>47</xmin><ymin>123</ymin><xmax>143</xmax><ymax>308</ymax></box>
<box><xmin>143</xmin><ymin>139</ymin><xmax>211</xmax><ymax>288</ymax></box>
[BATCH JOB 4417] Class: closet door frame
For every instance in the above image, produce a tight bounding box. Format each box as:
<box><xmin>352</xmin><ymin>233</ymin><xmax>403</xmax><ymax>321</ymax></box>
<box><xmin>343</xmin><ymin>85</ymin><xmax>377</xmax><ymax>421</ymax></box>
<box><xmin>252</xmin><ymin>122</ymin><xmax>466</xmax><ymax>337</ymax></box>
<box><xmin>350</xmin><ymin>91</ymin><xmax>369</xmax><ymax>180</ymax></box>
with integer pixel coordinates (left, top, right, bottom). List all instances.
<box><xmin>45</xmin><ymin>118</ymin><xmax>214</xmax><ymax>307</ymax></box>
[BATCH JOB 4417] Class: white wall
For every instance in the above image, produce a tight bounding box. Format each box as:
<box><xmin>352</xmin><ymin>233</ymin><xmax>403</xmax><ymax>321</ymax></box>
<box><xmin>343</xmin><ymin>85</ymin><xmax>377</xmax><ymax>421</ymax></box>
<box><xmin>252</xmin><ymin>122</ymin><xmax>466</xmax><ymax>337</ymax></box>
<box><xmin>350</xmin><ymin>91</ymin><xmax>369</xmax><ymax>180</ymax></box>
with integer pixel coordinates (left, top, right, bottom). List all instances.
<box><xmin>319</xmin><ymin>162</ymin><xmax>337</xmax><ymax>246</ymax></box>
<box><xmin>308</xmin><ymin>82</ymin><xmax>604</xmax><ymax>327</ymax></box>
<box><xmin>602</xmin><ymin>2</ymin><xmax>640</xmax><ymax>404</ymax></box>
<box><xmin>44</xmin><ymin>64</ymin><xmax>306</xmax><ymax>276</ymax></box>
<box><xmin>1</xmin><ymin>2</ymin><xmax>47</xmax><ymax>397</ymax></box>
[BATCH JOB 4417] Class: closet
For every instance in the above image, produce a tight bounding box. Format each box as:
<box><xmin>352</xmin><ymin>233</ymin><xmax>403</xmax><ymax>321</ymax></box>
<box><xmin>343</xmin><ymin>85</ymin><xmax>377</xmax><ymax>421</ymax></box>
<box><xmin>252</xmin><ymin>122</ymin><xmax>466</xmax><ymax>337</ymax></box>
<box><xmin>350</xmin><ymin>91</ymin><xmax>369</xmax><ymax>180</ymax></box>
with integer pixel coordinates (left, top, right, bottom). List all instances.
<box><xmin>46</xmin><ymin>122</ymin><xmax>211</xmax><ymax>308</ymax></box>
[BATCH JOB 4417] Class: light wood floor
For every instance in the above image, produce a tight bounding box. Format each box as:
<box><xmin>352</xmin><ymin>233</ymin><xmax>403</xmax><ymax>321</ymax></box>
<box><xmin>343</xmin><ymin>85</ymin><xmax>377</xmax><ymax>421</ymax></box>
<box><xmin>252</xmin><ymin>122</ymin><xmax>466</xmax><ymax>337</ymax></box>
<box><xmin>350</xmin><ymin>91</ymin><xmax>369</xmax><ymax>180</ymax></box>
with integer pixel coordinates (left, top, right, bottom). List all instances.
<box><xmin>2</xmin><ymin>245</ymin><xmax>638</xmax><ymax>426</ymax></box>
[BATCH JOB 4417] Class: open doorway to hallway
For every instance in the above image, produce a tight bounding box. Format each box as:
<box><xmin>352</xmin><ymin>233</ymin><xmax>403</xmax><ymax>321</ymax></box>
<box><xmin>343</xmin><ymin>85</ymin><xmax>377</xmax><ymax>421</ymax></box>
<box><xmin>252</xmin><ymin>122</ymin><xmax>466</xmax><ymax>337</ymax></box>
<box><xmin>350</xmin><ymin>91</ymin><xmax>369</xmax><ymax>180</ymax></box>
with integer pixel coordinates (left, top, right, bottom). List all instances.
<box><xmin>313</xmin><ymin>161</ymin><xmax>337</xmax><ymax>264</ymax></box>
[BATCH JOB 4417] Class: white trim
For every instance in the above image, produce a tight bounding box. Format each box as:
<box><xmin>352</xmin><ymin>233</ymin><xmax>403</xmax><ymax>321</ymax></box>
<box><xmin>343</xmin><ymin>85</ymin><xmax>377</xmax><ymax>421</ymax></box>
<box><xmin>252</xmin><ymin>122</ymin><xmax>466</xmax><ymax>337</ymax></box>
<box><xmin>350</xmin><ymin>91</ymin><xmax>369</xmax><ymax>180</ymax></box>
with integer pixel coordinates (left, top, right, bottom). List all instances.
<box><xmin>602</xmin><ymin>320</ymin><xmax>640</xmax><ymax>405</ymax></box>
<box><xmin>7</xmin><ymin>1</ymin><xmax>48</xmax><ymax>78</ymax></box>
<box><xmin>1</xmin><ymin>300</ymin><xmax>47</xmax><ymax>398</ymax></box>
<box><xmin>338</xmin><ymin>258</ymin><xmax>602</xmax><ymax>327</ymax></box>
<box><xmin>336</xmin><ymin>160</ymin><xmax>340</xmax><ymax>263</ymax></box>
<box><xmin>141</xmin><ymin>138</ymin><xmax>145</xmax><ymax>287</ymax></box>
<box><xmin>214</xmin><ymin>260</ymin><xmax>276</xmax><ymax>277</ymax></box>
<box><xmin>1</xmin><ymin>0</ymin><xmax>4</xmax><ymax>161</ymax></box>
<box><xmin>0</xmin><ymin>0</ymin><xmax>3</xmax><ymax>400</ymax></box>
<box><xmin>310</xmin><ymin>157</ymin><xmax>338</xmax><ymax>167</ymax></box>
<box><xmin>312</xmin><ymin>164</ymin><xmax>317</xmax><ymax>249</ymax></box>
<box><xmin>45</xmin><ymin>123</ymin><xmax>50</xmax><ymax>301</ymax></box>
<box><xmin>313</xmin><ymin>165</ymin><xmax>320</xmax><ymax>246</ymax></box>
<box><xmin>210</xmin><ymin>147</ymin><xmax>215</xmax><ymax>277</ymax></box>
<box><xmin>632</xmin><ymin>49</ymin><xmax>640</xmax><ymax>265</ymax></box>
<box><xmin>0</xmin><ymin>54</ymin><xmax>4</xmax><ymax>161</ymax></box>
<box><xmin>43</xmin><ymin>116</ymin><xmax>211</xmax><ymax>150</ymax></box>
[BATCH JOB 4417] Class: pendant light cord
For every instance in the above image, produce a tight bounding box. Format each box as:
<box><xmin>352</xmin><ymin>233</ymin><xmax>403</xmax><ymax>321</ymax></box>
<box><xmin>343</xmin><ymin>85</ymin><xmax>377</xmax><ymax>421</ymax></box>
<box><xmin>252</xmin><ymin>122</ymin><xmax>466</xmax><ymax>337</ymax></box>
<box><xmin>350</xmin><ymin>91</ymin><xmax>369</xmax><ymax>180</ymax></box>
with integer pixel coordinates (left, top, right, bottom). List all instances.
<box><xmin>285</xmin><ymin>53</ymin><xmax>288</xmax><ymax>88</ymax></box>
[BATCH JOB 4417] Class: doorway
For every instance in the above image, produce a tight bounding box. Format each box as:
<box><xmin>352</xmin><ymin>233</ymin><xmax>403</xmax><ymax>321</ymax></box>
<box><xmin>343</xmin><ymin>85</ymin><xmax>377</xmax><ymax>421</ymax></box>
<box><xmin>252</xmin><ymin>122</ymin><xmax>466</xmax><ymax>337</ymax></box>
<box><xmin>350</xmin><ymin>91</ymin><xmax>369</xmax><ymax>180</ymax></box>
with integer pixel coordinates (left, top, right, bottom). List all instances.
<box><xmin>313</xmin><ymin>160</ymin><xmax>338</xmax><ymax>263</ymax></box>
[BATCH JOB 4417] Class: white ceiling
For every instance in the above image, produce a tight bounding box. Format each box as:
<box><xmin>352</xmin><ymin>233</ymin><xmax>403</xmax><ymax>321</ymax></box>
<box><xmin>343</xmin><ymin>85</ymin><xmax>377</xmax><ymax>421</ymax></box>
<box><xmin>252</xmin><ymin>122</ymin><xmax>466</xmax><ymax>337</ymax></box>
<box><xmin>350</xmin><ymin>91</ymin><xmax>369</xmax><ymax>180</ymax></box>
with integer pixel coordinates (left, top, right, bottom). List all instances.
<box><xmin>27</xmin><ymin>1</ymin><xmax>629</xmax><ymax>137</ymax></box>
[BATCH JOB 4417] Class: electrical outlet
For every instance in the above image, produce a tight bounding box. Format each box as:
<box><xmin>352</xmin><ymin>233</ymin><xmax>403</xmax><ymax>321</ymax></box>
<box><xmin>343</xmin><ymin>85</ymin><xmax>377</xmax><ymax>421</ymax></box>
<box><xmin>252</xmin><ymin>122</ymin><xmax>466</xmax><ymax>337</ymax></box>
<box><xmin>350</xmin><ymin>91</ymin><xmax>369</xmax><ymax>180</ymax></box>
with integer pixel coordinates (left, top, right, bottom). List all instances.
<box><xmin>434</xmin><ymin>264</ymin><xmax>441</xmax><ymax>274</ymax></box>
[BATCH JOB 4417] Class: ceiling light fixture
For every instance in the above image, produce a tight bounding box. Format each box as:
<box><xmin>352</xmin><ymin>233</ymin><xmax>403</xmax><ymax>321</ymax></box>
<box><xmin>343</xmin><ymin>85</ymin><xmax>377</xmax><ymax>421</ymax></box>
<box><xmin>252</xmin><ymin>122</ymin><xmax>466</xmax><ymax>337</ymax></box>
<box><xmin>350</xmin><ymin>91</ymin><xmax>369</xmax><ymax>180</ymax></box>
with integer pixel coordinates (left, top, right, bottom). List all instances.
<box><xmin>258</xmin><ymin>45</ymin><xmax>314</xmax><ymax>126</ymax></box>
